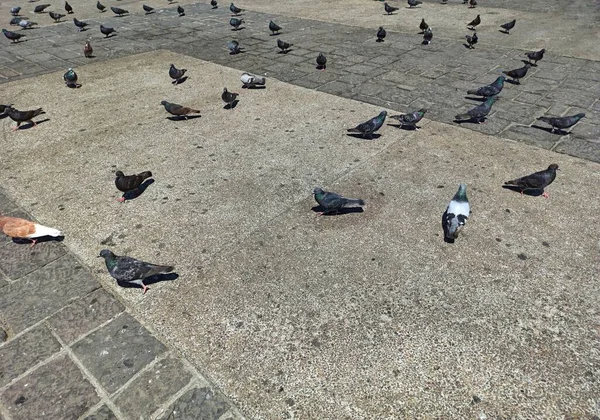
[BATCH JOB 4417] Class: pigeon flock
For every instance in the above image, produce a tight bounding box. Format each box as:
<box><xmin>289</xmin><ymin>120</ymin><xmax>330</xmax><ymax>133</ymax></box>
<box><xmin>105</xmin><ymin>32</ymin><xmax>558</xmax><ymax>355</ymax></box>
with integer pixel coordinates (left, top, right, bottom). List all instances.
<box><xmin>0</xmin><ymin>0</ymin><xmax>587</xmax><ymax>294</ymax></box>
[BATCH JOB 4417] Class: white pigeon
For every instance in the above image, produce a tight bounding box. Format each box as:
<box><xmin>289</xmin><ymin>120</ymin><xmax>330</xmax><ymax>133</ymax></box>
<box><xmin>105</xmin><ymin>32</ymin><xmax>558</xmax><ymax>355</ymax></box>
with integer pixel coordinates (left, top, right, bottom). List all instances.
<box><xmin>240</xmin><ymin>72</ymin><xmax>266</xmax><ymax>88</ymax></box>
<box><xmin>443</xmin><ymin>184</ymin><xmax>470</xmax><ymax>242</ymax></box>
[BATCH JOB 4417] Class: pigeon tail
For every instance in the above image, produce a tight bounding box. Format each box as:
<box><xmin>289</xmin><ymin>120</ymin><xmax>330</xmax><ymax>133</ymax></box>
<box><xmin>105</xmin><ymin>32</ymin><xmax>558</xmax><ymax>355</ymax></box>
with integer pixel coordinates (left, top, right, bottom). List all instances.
<box><xmin>145</xmin><ymin>264</ymin><xmax>175</xmax><ymax>278</ymax></box>
<box><xmin>454</xmin><ymin>113</ymin><xmax>471</xmax><ymax>121</ymax></box>
<box><xmin>138</xmin><ymin>171</ymin><xmax>153</xmax><ymax>180</ymax></box>
<box><xmin>344</xmin><ymin>198</ymin><xmax>365</xmax><ymax>208</ymax></box>
<box><xmin>32</xmin><ymin>224</ymin><xmax>63</xmax><ymax>238</ymax></box>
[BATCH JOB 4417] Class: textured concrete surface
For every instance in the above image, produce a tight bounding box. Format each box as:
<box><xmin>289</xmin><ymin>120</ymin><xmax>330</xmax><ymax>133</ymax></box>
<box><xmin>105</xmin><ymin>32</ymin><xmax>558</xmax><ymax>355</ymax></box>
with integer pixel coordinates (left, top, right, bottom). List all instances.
<box><xmin>0</xmin><ymin>49</ymin><xmax>598</xmax><ymax>418</ymax></box>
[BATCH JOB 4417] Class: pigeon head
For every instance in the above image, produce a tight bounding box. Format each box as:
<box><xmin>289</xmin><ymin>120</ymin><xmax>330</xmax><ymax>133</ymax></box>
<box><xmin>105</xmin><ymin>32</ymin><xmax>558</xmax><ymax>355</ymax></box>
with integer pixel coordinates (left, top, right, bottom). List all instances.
<box><xmin>115</xmin><ymin>171</ymin><xmax>124</xmax><ymax>178</ymax></box>
<box><xmin>548</xmin><ymin>164</ymin><xmax>559</xmax><ymax>171</ymax></box>
<box><xmin>313</xmin><ymin>187</ymin><xmax>324</xmax><ymax>195</ymax></box>
<box><xmin>223</xmin><ymin>87</ymin><xmax>228</xmax><ymax>93</ymax></box>
<box><xmin>99</xmin><ymin>249</ymin><xmax>115</xmax><ymax>259</ymax></box>
<box><xmin>160</xmin><ymin>100</ymin><xmax>168</xmax><ymax>106</ymax></box>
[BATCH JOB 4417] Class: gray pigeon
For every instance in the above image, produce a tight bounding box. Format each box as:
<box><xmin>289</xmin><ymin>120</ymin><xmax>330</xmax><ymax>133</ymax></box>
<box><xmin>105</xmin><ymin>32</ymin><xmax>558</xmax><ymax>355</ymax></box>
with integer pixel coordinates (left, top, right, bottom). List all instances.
<box><xmin>97</xmin><ymin>1</ymin><xmax>106</xmax><ymax>12</ymax></box>
<box><xmin>347</xmin><ymin>110</ymin><xmax>387</xmax><ymax>139</ymax></box>
<box><xmin>18</xmin><ymin>20</ymin><xmax>38</xmax><ymax>29</ymax></box>
<box><xmin>110</xmin><ymin>6</ymin><xmax>129</xmax><ymax>16</ymax></box>
<box><xmin>316</xmin><ymin>52</ymin><xmax>327</xmax><ymax>70</ymax></box>
<box><xmin>177</xmin><ymin>5</ymin><xmax>185</xmax><ymax>16</ymax></box>
<box><xmin>465</xmin><ymin>32</ymin><xmax>478</xmax><ymax>49</ymax></box>
<box><xmin>222</xmin><ymin>87</ymin><xmax>239</xmax><ymax>109</ymax></box>
<box><xmin>240</xmin><ymin>72</ymin><xmax>265</xmax><ymax>88</ymax></box>
<box><xmin>228</xmin><ymin>40</ymin><xmax>242</xmax><ymax>54</ymax></box>
<box><xmin>422</xmin><ymin>26</ymin><xmax>433</xmax><ymax>45</ymax></box>
<box><xmin>467</xmin><ymin>76</ymin><xmax>505</xmax><ymax>97</ymax></box>
<box><xmin>230</xmin><ymin>2</ymin><xmax>243</xmax><ymax>15</ymax></box>
<box><xmin>443</xmin><ymin>184</ymin><xmax>470</xmax><ymax>243</ymax></box>
<box><xmin>455</xmin><ymin>96</ymin><xmax>497</xmax><ymax>123</ymax></box>
<box><xmin>73</xmin><ymin>18</ymin><xmax>89</xmax><ymax>31</ymax></box>
<box><xmin>390</xmin><ymin>108</ymin><xmax>427</xmax><ymax>130</ymax></box>
<box><xmin>467</xmin><ymin>14</ymin><xmax>480</xmax><ymax>29</ymax></box>
<box><xmin>419</xmin><ymin>18</ymin><xmax>429</xmax><ymax>33</ymax></box>
<box><xmin>160</xmin><ymin>100</ymin><xmax>200</xmax><ymax>119</ymax></box>
<box><xmin>384</xmin><ymin>2</ymin><xmax>399</xmax><ymax>14</ymax></box>
<box><xmin>468</xmin><ymin>0</ymin><xmax>477</xmax><ymax>8</ymax></box>
<box><xmin>10</xmin><ymin>17</ymin><xmax>24</xmax><ymax>25</ymax></box>
<box><xmin>143</xmin><ymin>5</ymin><xmax>154</xmax><ymax>14</ymax></box>
<box><xmin>500</xmin><ymin>19</ymin><xmax>516</xmax><ymax>34</ymax></box>
<box><xmin>230</xmin><ymin>17</ymin><xmax>244</xmax><ymax>30</ymax></box>
<box><xmin>503</xmin><ymin>164</ymin><xmax>559</xmax><ymax>198</ymax></box>
<box><xmin>407</xmin><ymin>0</ymin><xmax>422</xmax><ymax>8</ymax></box>
<box><xmin>211</xmin><ymin>0</ymin><xmax>218</xmax><ymax>9</ymax></box>
<box><xmin>49</xmin><ymin>11</ymin><xmax>66</xmax><ymax>22</ymax></box>
<box><xmin>502</xmin><ymin>63</ymin><xmax>531</xmax><ymax>84</ymax></box>
<box><xmin>269</xmin><ymin>20</ymin><xmax>281</xmax><ymax>35</ymax></box>
<box><xmin>537</xmin><ymin>113</ymin><xmax>585</xmax><ymax>134</ymax></box>
<box><xmin>525</xmin><ymin>48</ymin><xmax>545</xmax><ymax>65</ymax></box>
<box><xmin>313</xmin><ymin>187</ymin><xmax>365</xmax><ymax>215</ymax></box>
<box><xmin>2</xmin><ymin>29</ymin><xmax>26</xmax><ymax>42</ymax></box>
<box><xmin>65</xmin><ymin>1</ymin><xmax>73</xmax><ymax>14</ymax></box>
<box><xmin>169</xmin><ymin>64</ymin><xmax>187</xmax><ymax>83</ymax></box>
<box><xmin>34</xmin><ymin>4</ymin><xmax>51</xmax><ymax>13</ymax></box>
<box><xmin>99</xmin><ymin>249</ymin><xmax>174</xmax><ymax>294</ymax></box>
<box><xmin>100</xmin><ymin>24</ymin><xmax>116</xmax><ymax>37</ymax></box>
<box><xmin>277</xmin><ymin>39</ymin><xmax>292</xmax><ymax>53</ymax></box>
<box><xmin>63</xmin><ymin>68</ymin><xmax>78</xmax><ymax>87</ymax></box>
<box><xmin>11</xmin><ymin>7</ymin><xmax>21</xmax><ymax>16</ymax></box>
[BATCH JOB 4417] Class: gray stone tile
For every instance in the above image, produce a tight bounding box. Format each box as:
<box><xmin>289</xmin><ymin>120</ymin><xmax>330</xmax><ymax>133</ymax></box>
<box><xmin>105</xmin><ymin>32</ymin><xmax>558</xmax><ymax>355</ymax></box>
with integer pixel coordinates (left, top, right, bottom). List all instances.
<box><xmin>83</xmin><ymin>404</ymin><xmax>117</xmax><ymax>420</ymax></box>
<box><xmin>554</xmin><ymin>138</ymin><xmax>600</xmax><ymax>163</ymax></box>
<box><xmin>156</xmin><ymin>387</ymin><xmax>231</xmax><ymax>420</ymax></box>
<box><xmin>501</xmin><ymin>124</ymin><xmax>560</xmax><ymax>150</ymax></box>
<box><xmin>0</xmin><ymin>234</ymin><xmax>66</xmax><ymax>279</ymax></box>
<box><xmin>114</xmin><ymin>356</ymin><xmax>192</xmax><ymax>419</ymax></box>
<box><xmin>0</xmin><ymin>354</ymin><xmax>100</xmax><ymax>420</ymax></box>
<box><xmin>71</xmin><ymin>313</ymin><xmax>167</xmax><ymax>394</ymax></box>
<box><xmin>514</xmin><ymin>92</ymin><xmax>545</xmax><ymax>105</ymax></box>
<box><xmin>0</xmin><ymin>255</ymin><xmax>99</xmax><ymax>333</ymax></box>
<box><xmin>48</xmin><ymin>289</ymin><xmax>125</xmax><ymax>344</ymax></box>
<box><xmin>0</xmin><ymin>325</ymin><xmax>61</xmax><ymax>388</ymax></box>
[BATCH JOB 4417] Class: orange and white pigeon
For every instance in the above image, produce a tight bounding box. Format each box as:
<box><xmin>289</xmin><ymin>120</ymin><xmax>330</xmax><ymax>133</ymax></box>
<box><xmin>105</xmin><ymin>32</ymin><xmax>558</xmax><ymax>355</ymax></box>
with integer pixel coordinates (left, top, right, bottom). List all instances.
<box><xmin>0</xmin><ymin>216</ymin><xmax>63</xmax><ymax>247</ymax></box>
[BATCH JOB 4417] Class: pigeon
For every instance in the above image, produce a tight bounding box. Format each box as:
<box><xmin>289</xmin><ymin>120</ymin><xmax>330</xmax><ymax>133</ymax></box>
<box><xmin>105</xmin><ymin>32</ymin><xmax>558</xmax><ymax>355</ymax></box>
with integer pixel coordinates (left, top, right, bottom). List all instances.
<box><xmin>230</xmin><ymin>17</ymin><xmax>243</xmax><ymax>30</ymax></box>
<box><xmin>465</xmin><ymin>32</ymin><xmax>478</xmax><ymax>49</ymax></box>
<box><xmin>63</xmin><ymin>68</ymin><xmax>78</xmax><ymax>87</ymax></box>
<box><xmin>422</xmin><ymin>26</ymin><xmax>433</xmax><ymax>45</ymax></box>
<box><xmin>230</xmin><ymin>2</ymin><xmax>243</xmax><ymax>15</ymax></box>
<box><xmin>228</xmin><ymin>40</ymin><xmax>242</xmax><ymax>54</ymax></box>
<box><xmin>277</xmin><ymin>39</ymin><xmax>292</xmax><ymax>53</ymax></box>
<box><xmin>467</xmin><ymin>14</ymin><xmax>480</xmax><ymax>29</ymax></box>
<box><xmin>0</xmin><ymin>104</ymin><xmax>11</xmax><ymax>117</ymax></box>
<box><xmin>467</xmin><ymin>76</ymin><xmax>505</xmax><ymax>97</ymax></box>
<box><xmin>384</xmin><ymin>2</ymin><xmax>399</xmax><ymax>14</ymax></box>
<box><xmin>455</xmin><ymin>96</ymin><xmax>497</xmax><ymax>123</ymax></box>
<box><xmin>0</xmin><ymin>215</ymin><xmax>62</xmax><ymax>247</ymax></box>
<box><xmin>419</xmin><ymin>18</ymin><xmax>429</xmax><ymax>33</ymax></box>
<box><xmin>407</xmin><ymin>0</ymin><xmax>422</xmax><ymax>8</ymax></box>
<box><xmin>99</xmin><ymin>249</ymin><xmax>174</xmax><ymax>294</ymax></box>
<box><xmin>10</xmin><ymin>17</ymin><xmax>24</xmax><ymax>26</ymax></box>
<box><xmin>390</xmin><ymin>108</ymin><xmax>427</xmax><ymax>130</ymax></box>
<box><xmin>376</xmin><ymin>26</ymin><xmax>386</xmax><ymax>42</ymax></box>
<box><xmin>64</xmin><ymin>1</ymin><xmax>73</xmax><ymax>14</ymax></box>
<box><xmin>240</xmin><ymin>72</ymin><xmax>265</xmax><ymax>88</ymax></box>
<box><xmin>468</xmin><ymin>0</ymin><xmax>477</xmax><ymax>8</ymax></box>
<box><xmin>5</xmin><ymin>106</ymin><xmax>45</xmax><ymax>131</ymax></box>
<box><xmin>49</xmin><ymin>11</ymin><xmax>66</xmax><ymax>22</ymax></box>
<box><xmin>503</xmin><ymin>164</ymin><xmax>559</xmax><ymax>198</ymax></box>
<box><xmin>10</xmin><ymin>7</ymin><xmax>21</xmax><ymax>16</ymax></box>
<box><xmin>462</xmin><ymin>0</ymin><xmax>468</xmax><ymax>3</ymax></box>
<box><xmin>313</xmin><ymin>187</ymin><xmax>365</xmax><ymax>216</ymax></box>
<box><xmin>115</xmin><ymin>170</ymin><xmax>153</xmax><ymax>201</ymax></box>
<box><xmin>111</xmin><ymin>6</ymin><xmax>129</xmax><ymax>16</ymax></box>
<box><xmin>269</xmin><ymin>20</ymin><xmax>281</xmax><ymax>35</ymax></box>
<box><xmin>347</xmin><ymin>110</ymin><xmax>387</xmax><ymax>139</ymax></box>
<box><xmin>143</xmin><ymin>5</ymin><xmax>154</xmax><ymax>14</ymax></box>
<box><xmin>537</xmin><ymin>113</ymin><xmax>585</xmax><ymax>134</ymax></box>
<box><xmin>316</xmin><ymin>52</ymin><xmax>327</xmax><ymax>70</ymax></box>
<box><xmin>97</xmin><ymin>1</ymin><xmax>106</xmax><ymax>12</ymax></box>
<box><xmin>502</xmin><ymin>63</ymin><xmax>530</xmax><ymax>84</ymax></box>
<box><xmin>500</xmin><ymin>19</ymin><xmax>516</xmax><ymax>34</ymax></box>
<box><xmin>33</xmin><ymin>4</ymin><xmax>51</xmax><ymax>13</ymax></box>
<box><xmin>169</xmin><ymin>64</ymin><xmax>187</xmax><ymax>83</ymax></box>
<box><xmin>525</xmin><ymin>48</ymin><xmax>545</xmax><ymax>65</ymax></box>
<box><xmin>211</xmin><ymin>0</ymin><xmax>218</xmax><ymax>9</ymax></box>
<box><xmin>2</xmin><ymin>29</ymin><xmax>26</xmax><ymax>42</ymax></box>
<box><xmin>73</xmin><ymin>18</ymin><xmax>89</xmax><ymax>32</ymax></box>
<box><xmin>177</xmin><ymin>5</ymin><xmax>185</xmax><ymax>16</ymax></box>
<box><xmin>18</xmin><ymin>20</ymin><xmax>38</xmax><ymax>29</ymax></box>
<box><xmin>160</xmin><ymin>100</ymin><xmax>201</xmax><ymax>119</ymax></box>
<box><xmin>221</xmin><ymin>87</ymin><xmax>239</xmax><ymax>109</ymax></box>
<box><xmin>84</xmin><ymin>40</ymin><xmax>93</xmax><ymax>58</ymax></box>
<box><xmin>100</xmin><ymin>24</ymin><xmax>116</xmax><ymax>37</ymax></box>
<box><xmin>443</xmin><ymin>184</ymin><xmax>470</xmax><ymax>243</ymax></box>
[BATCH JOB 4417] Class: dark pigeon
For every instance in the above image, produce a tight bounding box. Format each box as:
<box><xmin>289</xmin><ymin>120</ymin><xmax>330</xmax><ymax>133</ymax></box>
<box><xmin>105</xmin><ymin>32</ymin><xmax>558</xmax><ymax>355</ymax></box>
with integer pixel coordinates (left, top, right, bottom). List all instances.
<box><xmin>84</xmin><ymin>40</ymin><xmax>93</xmax><ymax>58</ymax></box>
<box><xmin>100</xmin><ymin>24</ymin><xmax>116</xmax><ymax>37</ymax></box>
<box><xmin>230</xmin><ymin>2</ymin><xmax>243</xmax><ymax>15</ymax></box>
<box><xmin>467</xmin><ymin>14</ymin><xmax>480</xmax><ymax>29</ymax></box>
<box><xmin>419</xmin><ymin>18</ymin><xmax>429</xmax><ymax>33</ymax></box>
<box><xmin>277</xmin><ymin>38</ymin><xmax>293</xmax><ymax>53</ymax></box>
<box><xmin>384</xmin><ymin>2</ymin><xmax>399</xmax><ymax>14</ymax></box>
<box><xmin>160</xmin><ymin>100</ymin><xmax>201</xmax><ymax>119</ymax></box>
<box><xmin>313</xmin><ymin>187</ymin><xmax>365</xmax><ymax>215</ymax></box>
<box><xmin>228</xmin><ymin>40</ymin><xmax>242</xmax><ymax>54</ymax></box>
<box><xmin>49</xmin><ymin>11</ymin><xmax>66</xmax><ymax>22</ymax></box>
<box><xmin>63</xmin><ymin>68</ymin><xmax>78</xmax><ymax>88</ymax></box>
<box><xmin>169</xmin><ymin>64</ymin><xmax>187</xmax><ymax>83</ymax></box>
<box><xmin>269</xmin><ymin>20</ymin><xmax>281</xmax><ymax>35</ymax></box>
<box><xmin>2</xmin><ymin>29</ymin><xmax>26</xmax><ymax>42</ymax></box>
<box><xmin>143</xmin><ymin>4</ymin><xmax>154</xmax><ymax>14</ymax></box>
<box><xmin>177</xmin><ymin>5</ymin><xmax>185</xmax><ymax>16</ymax></box>
<box><xmin>537</xmin><ymin>113</ymin><xmax>585</xmax><ymax>134</ymax></box>
<box><xmin>500</xmin><ymin>19</ymin><xmax>516</xmax><ymax>34</ymax></box>
<box><xmin>390</xmin><ymin>108</ymin><xmax>427</xmax><ymax>130</ymax></box>
<box><xmin>377</xmin><ymin>26</ymin><xmax>386</xmax><ymax>42</ymax></box>
<box><xmin>454</xmin><ymin>96</ymin><xmax>497</xmax><ymax>123</ymax></box>
<box><xmin>5</xmin><ymin>106</ymin><xmax>45</xmax><ymax>131</ymax></box>
<box><xmin>97</xmin><ymin>1</ymin><xmax>106</xmax><ymax>12</ymax></box>
<box><xmin>443</xmin><ymin>184</ymin><xmax>470</xmax><ymax>243</ymax></box>
<box><xmin>316</xmin><ymin>52</ymin><xmax>327</xmax><ymax>70</ymax></box>
<box><xmin>503</xmin><ymin>164</ymin><xmax>559</xmax><ymax>198</ymax></box>
<box><xmin>65</xmin><ymin>1</ymin><xmax>73</xmax><ymax>14</ymax></box>
<box><xmin>221</xmin><ymin>88</ymin><xmax>239</xmax><ymax>109</ymax></box>
<box><xmin>467</xmin><ymin>76</ymin><xmax>505</xmax><ymax>97</ymax></box>
<box><xmin>502</xmin><ymin>63</ymin><xmax>531</xmax><ymax>84</ymax></box>
<box><xmin>525</xmin><ymin>48</ymin><xmax>545</xmax><ymax>65</ymax></box>
<box><xmin>73</xmin><ymin>18</ymin><xmax>89</xmax><ymax>31</ymax></box>
<box><xmin>11</xmin><ymin>7</ymin><xmax>21</xmax><ymax>16</ymax></box>
<box><xmin>347</xmin><ymin>110</ymin><xmax>388</xmax><ymax>139</ymax></box>
<box><xmin>10</xmin><ymin>17</ymin><xmax>23</xmax><ymax>26</ymax></box>
<box><xmin>111</xmin><ymin>6</ymin><xmax>129</xmax><ymax>16</ymax></box>
<box><xmin>115</xmin><ymin>170</ymin><xmax>153</xmax><ymax>201</ymax></box>
<box><xmin>422</xmin><ymin>26</ymin><xmax>433</xmax><ymax>45</ymax></box>
<box><xmin>465</xmin><ymin>32</ymin><xmax>478</xmax><ymax>48</ymax></box>
<box><xmin>33</xmin><ymin>4</ymin><xmax>51</xmax><ymax>13</ymax></box>
<box><xmin>230</xmin><ymin>17</ymin><xmax>244</xmax><ymax>30</ymax></box>
<box><xmin>408</xmin><ymin>0</ymin><xmax>422</xmax><ymax>8</ymax></box>
<box><xmin>211</xmin><ymin>0</ymin><xmax>218</xmax><ymax>9</ymax></box>
<box><xmin>468</xmin><ymin>0</ymin><xmax>477</xmax><ymax>8</ymax></box>
<box><xmin>99</xmin><ymin>249</ymin><xmax>174</xmax><ymax>294</ymax></box>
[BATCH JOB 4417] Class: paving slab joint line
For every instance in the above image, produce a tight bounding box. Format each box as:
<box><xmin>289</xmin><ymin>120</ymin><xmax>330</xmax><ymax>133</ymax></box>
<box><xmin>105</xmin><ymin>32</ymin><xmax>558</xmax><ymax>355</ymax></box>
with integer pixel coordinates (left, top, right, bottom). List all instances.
<box><xmin>148</xmin><ymin>377</ymin><xmax>202</xmax><ymax>420</ymax></box>
<box><xmin>78</xmin><ymin>399</ymin><xmax>119</xmax><ymax>420</ymax></box>
<box><xmin>0</xmin><ymin>348</ymin><xmax>67</xmax><ymax>394</ymax></box>
<box><xmin>108</xmin><ymin>351</ymin><xmax>171</xmax><ymax>400</ymax></box>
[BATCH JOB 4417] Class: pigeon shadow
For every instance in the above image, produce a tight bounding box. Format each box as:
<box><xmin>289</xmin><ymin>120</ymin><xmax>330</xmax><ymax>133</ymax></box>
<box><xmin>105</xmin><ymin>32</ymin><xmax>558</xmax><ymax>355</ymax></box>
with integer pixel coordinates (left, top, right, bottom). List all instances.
<box><xmin>387</xmin><ymin>122</ymin><xmax>420</xmax><ymax>131</ymax></box>
<box><xmin>346</xmin><ymin>133</ymin><xmax>382</xmax><ymax>140</ymax></box>
<box><xmin>66</xmin><ymin>83</ymin><xmax>82</xmax><ymax>89</ymax></box>
<box><xmin>453</xmin><ymin>117</ymin><xmax>486</xmax><ymax>125</ymax></box>
<box><xmin>501</xmin><ymin>185</ymin><xmax>544</xmax><ymax>197</ymax></box>
<box><xmin>229</xmin><ymin>50</ymin><xmax>245</xmax><ymax>55</ymax></box>
<box><xmin>505</xmin><ymin>79</ymin><xmax>520</xmax><ymax>85</ymax></box>
<box><xmin>269</xmin><ymin>32</ymin><xmax>280</xmax><ymax>36</ymax></box>
<box><xmin>166</xmin><ymin>115</ymin><xmax>202</xmax><ymax>121</ymax></box>
<box><xmin>121</xmin><ymin>178</ymin><xmax>155</xmax><ymax>201</ymax></box>
<box><xmin>0</xmin><ymin>113</ymin><xmax>9</xmax><ymax>120</ymax></box>
<box><xmin>13</xmin><ymin>235</ymin><xmax>64</xmax><ymax>246</ymax></box>
<box><xmin>223</xmin><ymin>99</ymin><xmax>239</xmax><ymax>110</ymax></box>
<box><xmin>464</xmin><ymin>96</ymin><xmax>487</xmax><ymax>102</ymax></box>
<box><xmin>532</xmin><ymin>124</ymin><xmax>564</xmax><ymax>135</ymax></box>
<box><xmin>277</xmin><ymin>49</ymin><xmax>292</xmax><ymax>54</ymax></box>
<box><xmin>311</xmin><ymin>205</ymin><xmax>365</xmax><ymax>216</ymax></box>
<box><xmin>16</xmin><ymin>118</ymin><xmax>50</xmax><ymax>130</ymax></box>
<box><xmin>104</xmin><ymin>33</ymin><xmax>117</xmax><ymax>38</ymax></box>
<box><xmin>242</xmin><ymin>85</ymin><xmax>266</xmax><ymax>89</ymax></box>
<box><xmin>376</xmin><ymin>38</ymin><xmax>384</xmax><ymax>42</ymax></box>
<box><xmin>316</xmin><ymin>64</ymin><xmax>326</xmax><ymax>70</ymax></box>
<box><xmin>117</xmin><ymin>272</ymin><xmax>179</xmax><ymax>291</ymax></box>
<box><xmin>521</xmin><ymin>59</ymin><xmax>536</xmax><ymax>66</ymax></box>
<box><xmin>463</xmin><ymin>43</ymin><xmax>474</xmax><ymax>49</ymax></box>
<box><xmin>85</xmin><ymin>54</ymin><xmax>96</xmax><ymax>58</ymax></box>
<box><xmin>499</xmin><ymin>30</ymin><xmax>510</xmax><ymax>34</ymax></box>
<box><xmin>231</xmin><ymin>27</ymin><xmax>245</xmax><ymax>31</ymax></box>
<box><xmin>173</xmin><ymin>76</ymin><xmax>189</xmax><ymax>85</ymax></box>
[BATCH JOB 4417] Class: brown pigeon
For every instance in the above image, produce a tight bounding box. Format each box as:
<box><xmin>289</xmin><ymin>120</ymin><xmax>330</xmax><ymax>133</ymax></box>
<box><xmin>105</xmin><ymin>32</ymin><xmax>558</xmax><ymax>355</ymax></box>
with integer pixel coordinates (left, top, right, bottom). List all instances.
<box><xmin>114</xmin><ymin>170</ymin><xmax>153</xmax><ymax>202</ymax></box>
<box><xmin>0</xmin><ymin>216</ymin><xmax>62</xmax><ymax>247</ymax></box>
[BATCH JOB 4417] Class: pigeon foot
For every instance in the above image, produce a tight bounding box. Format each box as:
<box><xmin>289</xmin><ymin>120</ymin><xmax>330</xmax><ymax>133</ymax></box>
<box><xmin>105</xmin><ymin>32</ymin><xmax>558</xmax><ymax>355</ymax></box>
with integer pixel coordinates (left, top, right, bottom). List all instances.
<box><xmin>142</xmin><ymin>284</ymin><xmax>149</xmax><ymax>294</ymax></box>
<box><xmin>117</xmin><ymin>197</ymin><xmax>126</xmax><ymax>202</ymax></box>
<box><xmin>30</xmin><ymin>239</ymin><xmax>37</xmax><ymax>248</ymax></box>
<box><xmin>542</xmin><ymin>192</ymin><xmax>549</xmax><ymax>198</ymax></box>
